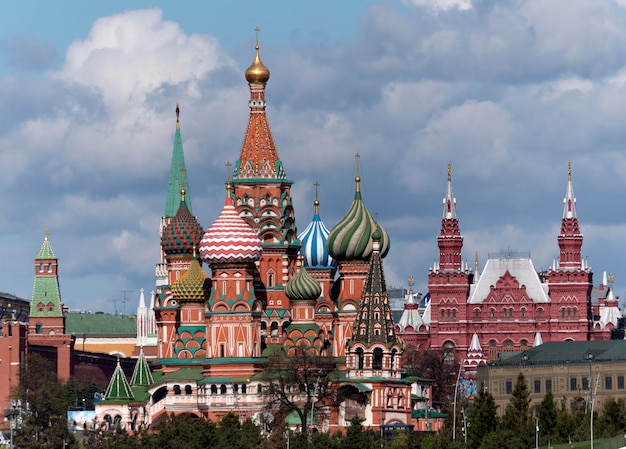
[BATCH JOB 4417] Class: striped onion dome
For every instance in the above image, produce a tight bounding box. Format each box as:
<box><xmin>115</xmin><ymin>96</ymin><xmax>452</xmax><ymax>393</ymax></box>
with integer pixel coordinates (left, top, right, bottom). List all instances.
<box><xmin>327</xmin><ymin>176</ymin><xmax>390</xmax><ymax>260</ymax></box>
<box><xmin>162</xmin><ymin>192</ymin><xmax>204</xmax><ymax>256</ymax></box>
<box><xmin>199</xmin><ymin>190</ymin><xmax>263</xmax><ymax>264</ymax></box>
<box><xmin>171</xmin><ymin>254</ymin><xmax>211</xmax><ymax>302</ymax></box>
<box><xmin>298</xmin><ymin>199</ymin><xmax>335</xmax><ymax>268</ymax></box>
<box><xmin>285</xmin><ymin>261</ymin><xmax>321</xmax><ymax>302</ymax></box>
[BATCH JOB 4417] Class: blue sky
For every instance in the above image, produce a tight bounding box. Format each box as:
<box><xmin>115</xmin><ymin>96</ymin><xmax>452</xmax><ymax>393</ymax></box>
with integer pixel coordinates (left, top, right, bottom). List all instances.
<box><xmin>1</xmin><ymin>0</ymin><xmax>626</xmax><ymax>314</ymax></box>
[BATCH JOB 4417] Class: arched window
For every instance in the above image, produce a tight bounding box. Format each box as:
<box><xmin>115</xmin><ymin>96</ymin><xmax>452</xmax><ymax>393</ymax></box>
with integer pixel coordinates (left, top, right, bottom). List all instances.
<box><xmin>233</xmin><ymin>384</ymin><xmax>239</xmax><ymax>394</ymax></box>
<box><xmin>36</xmin><ymin>323</ymin><xmax>43</xmax><ymax>334</ymax></box>
<box><xmin>220</xmin><ymin>385</ymin><xmax>227</xmax><ymax>394</ymax></box>
<box><xmin>373</xmin><ymin>348</ymin><xmax>383</xmax><ymax>370</ymax></box>
<box><xmin>503</xmin><ymin>340</ymin><xmax>514</xmax><ymax>352</ymax></box>
<box><xmin>474</xmin><ymin>309</ymin><xmax>480</xmax><ymax>321</ymax></box>
<box><xmin>356</xmin><ymin>348</ymin><xmax>364</xmax><ymax>370</ymax></box>
<box><xmin>210</xmin><ymin>385</ymin><xmax>217</xmax><ymax>395</ymax></box>
<box><xmin>173</xmin><ymin>385</ymin><xmax>181</xmax><ymax>395</ymax></box>
<box><xmin>444</xmin><ymin>341</ymin><xmax>455</xmax><ymax>365</ymax></box>
<box><xmin>185</xmin><ymin>385</ymin><xmax>192</xmax><ymax>395</ymax></box>
<box><xmin>489</xmin><ymin>341</ymin><xmax>497</xmax><ymax>361</ymax></box>
<box><xmin>242</xmin><ymin>384</ymin><xmax>247</xmax><ymax>394</ymax></box>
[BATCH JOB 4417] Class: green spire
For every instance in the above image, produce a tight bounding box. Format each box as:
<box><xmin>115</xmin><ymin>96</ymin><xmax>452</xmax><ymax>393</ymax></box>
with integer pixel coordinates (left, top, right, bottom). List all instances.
<box><xmin>105</xmin><ymin>358</ymin><xmax>134</xmax><ymax>401</ymax></box>
<box><xmin>30</xmin><ymin>232</ymin><xmax>63</xmax><ymax>318</ymax></box>
<box><xmin>130</xmin><ymin>348</ymin><xmax>154</xmax><ymax>386</ymax></box>
<box><xmin>37</xmin><ymin>231</ymin><xmax>56</xmax><ymax>259</ymax></box>
<box><xmin>164</xmin><ymin>104</ymin><xmax>192</xmax><ymax>217</ymax></box>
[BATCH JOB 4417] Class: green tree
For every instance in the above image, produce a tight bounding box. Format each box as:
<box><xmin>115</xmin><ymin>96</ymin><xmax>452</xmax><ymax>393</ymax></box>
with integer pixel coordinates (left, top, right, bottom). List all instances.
<box><xmin>13</xmin><ymin>354</ymin><xmax>77</xmax><ymax>449</ymax></box>
<box><xmin>402</xmin><ymin>346</ymin><xmax>460</xmax><ymax>410</ymax></box>
<box><xmin>478</xmin><ymin>429</ymin><xmax>525</xmax><ymax>449</ymax></box>
<box><xmin>141</xmin><ymin>413</ymin><xmax>218</xmax><ymax>449</ymax></box>
<box><xmin>340</xmin><ymin>416</ymin><xmax>378</xmax><ymax>449</ymax></box>
<box><xmin>554</xmin><ymin>397</ymin><xmax>576</xmax><ymax>443</ymax></box>
<box><xmin>260</xmin><ymin>344</ymin><xmax>337</xmax><ymax>435</ymax></box>
<box><xmin>538</xmin><ymin>390</ymin><xmax>557</xmax><ymax>444</ymax></box>
<box><xmin>500</xmin><ymin>373</ymin><xmax>532</xmax><ymax>447</ymax></box>
<box><xmin>596</xmin><ymin>397</ymin><xmax>626</xmax><ymax>438</ymax></box>
<box><xmin>466</xmin><ymin>388</ymin><xmax>498</xmax><ymax>449</ymax></box>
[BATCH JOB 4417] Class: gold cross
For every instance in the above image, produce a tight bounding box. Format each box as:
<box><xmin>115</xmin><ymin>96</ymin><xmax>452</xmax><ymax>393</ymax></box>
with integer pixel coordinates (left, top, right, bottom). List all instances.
<box><xmin>355</xmin><ymin>152</ymin><xmax>360</xmax><ymax>177</ymax></box>
<box><xmin>225</xmin><ymin>161</ymin><xmax>232</xmax><ymax>182</ymax></box>
<box><xmin>254</xmin><ymin>27</ymin><xmax>260</xmax><ymax>46</ymax></box>
<box><xmin>314</xmin><ymin>181</ymin><xmax>320</xmax><ymax>200</ymax></box>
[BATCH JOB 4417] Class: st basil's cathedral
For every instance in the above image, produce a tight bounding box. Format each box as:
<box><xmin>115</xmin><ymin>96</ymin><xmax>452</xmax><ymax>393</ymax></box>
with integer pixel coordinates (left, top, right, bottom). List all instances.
<box><xmin>62</xmin><ymin>37</ymin><xmax>619</xmax><ymax>432</ymax></box>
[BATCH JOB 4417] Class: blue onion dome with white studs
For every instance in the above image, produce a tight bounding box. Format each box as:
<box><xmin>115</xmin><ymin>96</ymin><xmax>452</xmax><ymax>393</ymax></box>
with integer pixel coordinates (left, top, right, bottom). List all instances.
<box><xmin>285</xmin><ymin>257</ymin><xmax>322</xmax><ymax>301</ymax></box>
<box><xmin>298</xmin><ymin>198</ymin><xmax>335</xmax><ymax>268</ymax></box>
<box><xmin>161</xmin><ymin>189</ymin><xmax>204</xmax><ymax>256</ymax></box>
<box><xmin>327</xmin><ymin>175</ymin><xmax>390</xmax><ymax>260</ymax></box>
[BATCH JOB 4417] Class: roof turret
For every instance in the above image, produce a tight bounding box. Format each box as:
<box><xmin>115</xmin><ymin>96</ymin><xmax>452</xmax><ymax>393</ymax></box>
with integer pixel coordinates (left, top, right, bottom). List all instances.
<box><xmin>161</xmin><ymin>187</ymin><xmax>204</xmax><ymax>256</ymax></box>
<box><xmin>285</xmin><ymin>258</ymin><xmax>322</xmax><ymax>302</ymax></box>
<box><xmin>165</xmin><ymin>104</ymin><xmax>192</xmax><ymax>217</ymax></box>
<box><xmin>199</xmin><ymin>185</ymin><xmax>263</xmax><ymax>264</ymax></box>
<box><xmin>327</xmin><ymin>159</ymin><xmax>390</xmax><ymax>260</ymax></box>
<box><xmin>298</xmin><ymin>184</ymin><xmax>335</xmax><ymax>267</ymax></box>
<box><xmin>104</xmin><ymin>357</ymin><xmax>133</xmax><ymax>401</ymax></box>
<box><xmin>130</xmin><ymin>347</ymin><xmax>154</xmax><ymax>386</ymax></box>
<box><xmin>171</xmin><ymin>251</ymin><xmax>211</xmax><ymax>302</ymax></box>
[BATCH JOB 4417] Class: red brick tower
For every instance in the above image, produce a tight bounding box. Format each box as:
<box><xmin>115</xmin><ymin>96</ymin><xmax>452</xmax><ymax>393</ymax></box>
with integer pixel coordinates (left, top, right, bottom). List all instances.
<box><xmin>428</xmin><ymin>164</ymin><xmax>472</xmax><ymax>356</ymax></box>
<box><xmin>231</xmin><ymin>37</ymin><xmax>299</xmax><ymax>343</ymax></box>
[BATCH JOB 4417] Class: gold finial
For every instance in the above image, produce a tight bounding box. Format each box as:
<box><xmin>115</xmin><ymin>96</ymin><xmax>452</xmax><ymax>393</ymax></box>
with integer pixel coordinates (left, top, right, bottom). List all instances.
<box><xmin>475</xmin><ymin>251</ymin><xmax>479</xmax><ymax>273</ymax></box>
<box><xmin>408</xmin><ymin>276</ymin><xmax>414</xmax><ymax>287</ymax></box>
<box><xmin>176</xmin><ymin>103</ymin><xmax>180</xmax><ymax>130</ymax></box>
<box><xmin>314</xmin><ymin>181</ymin><xmax>320</xmax><ymax>214</ymax></box>
<box><xmin>245</xmin><ymin>27</ymin><xmax>270</xmax><ymax>84</ymax></box>
<box><xmin>180</xmin><ymin>166</ymin><xmax>186</xmax><ymax>202</ymax></box>
<box><xmin>608</xmin><ymin>272</ymin><xmax>614</xmax><ymax>285</ymax></box>
<box><xmin>225</xmin><ymin>161</ymin><xmax>232</xmax><ymax>194</ymax></box>
<box><xmin>447</xmin><ymin>162</ymin><xmax>451</xmax><ymax>182</ymax></box>
<box><xmin>192</xmin><ymin>244</ymin><xmax>197</xmax><ymax>259</ymax></box>
<box><xmin>355</xmin><ymin>152</ymin><xmax>361</xmax><ymax>191</ymax></box>
<box><xmin>45</xmin><ymin>230</ymin><xmax>51</xmax><ymax>240</ymax></box>
<box><xmin>568</xmin><ymin>161</ymin><xmax>572</xmax><ymax>181</ymax></box>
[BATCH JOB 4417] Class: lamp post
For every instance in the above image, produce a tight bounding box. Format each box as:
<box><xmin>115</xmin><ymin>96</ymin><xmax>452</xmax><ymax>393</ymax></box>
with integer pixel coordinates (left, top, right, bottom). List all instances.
<box><xmin>535</xmin><ymin>416</ymin><xmax>539</xmax><ymax>449</ymax></box>
<box><xmin>452</xmin><ymin>363</ymin><xmax>463</xmax><ymax>442</ymax></box>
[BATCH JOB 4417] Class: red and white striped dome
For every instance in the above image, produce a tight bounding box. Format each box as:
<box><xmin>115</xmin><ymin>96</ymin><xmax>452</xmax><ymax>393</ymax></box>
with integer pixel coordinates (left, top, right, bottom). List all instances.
<box><xmin>199</xmin><ymin>195</ymin><xmax>262</xmax><ymax>264</ymax></box>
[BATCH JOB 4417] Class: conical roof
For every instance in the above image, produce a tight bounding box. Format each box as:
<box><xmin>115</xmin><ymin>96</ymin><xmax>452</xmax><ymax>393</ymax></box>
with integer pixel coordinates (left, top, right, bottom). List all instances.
<box><xmin>199</xmin><ymin>190</ymin><xmax>263</xmax><ymax>264</ymax></box>
<box><xmin>171</xmin><ymin>254</ymin><xmax>211</xmax><ymax>302</ymax></box>
<box><xmin>327</xmin><ymin>176</ymin><xmax>389</xmax><ymax>260</ymax></box>
<box><xmin>298</xmin><ymin>199</ymin><xmax>335</xmax><ymax>268</ymax></box>
<box><xmin>37</xmin><ymin>232</ymin><xmax>56</xmax><ymax>259</ymax></box>
<box><xmin>165</xmin><ymin>104</ymin><xmax>193</xmax><ymax>217</ymax></box>
<box><xmin>161</xmin><ymin>193</ymin><xmax>204</xmax><ymax>256</ymax></box>
<box><xmin>105</xmin><ymin>358</ymin><xmax>133</xmax><ymax>401</ymax></box>
<box><xmin>285</xmin><ymin>262</ymin><xmax>321</xmax><ymax>302</ymax></box>
<box><xmin>130</xmin><ymin>348</ymin><xmax>154</xmax><ymax>387</ymax></box>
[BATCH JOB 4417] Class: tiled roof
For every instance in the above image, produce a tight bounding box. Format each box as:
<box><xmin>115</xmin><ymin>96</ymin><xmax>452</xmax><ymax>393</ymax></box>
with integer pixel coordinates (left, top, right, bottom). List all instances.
<box><xmin>30</xmin><ymin>277</ymin><xmax>63</xmax><ymax>317</ymax></box>
<box><xmin>165</xmin><ymin>109</ymin><xmax>192</xmax><ymax>217</ymax></box>
<box><xmin>65</xmin><ymin>313</ymin><xmax>136</xmax><ymax>335</ymax></box>
<box><xmin>489</xmin><ymin>340</ymin><xmax>626</xmax><ymax>366</ymax></box>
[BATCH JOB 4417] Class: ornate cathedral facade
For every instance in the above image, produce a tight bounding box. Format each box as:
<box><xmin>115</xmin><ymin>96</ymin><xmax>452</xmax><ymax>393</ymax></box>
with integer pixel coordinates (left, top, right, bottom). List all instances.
<box><xmin>88</xmin><ymin>39</ymin><xmax>620</xmax><ymax>432</ymax></box>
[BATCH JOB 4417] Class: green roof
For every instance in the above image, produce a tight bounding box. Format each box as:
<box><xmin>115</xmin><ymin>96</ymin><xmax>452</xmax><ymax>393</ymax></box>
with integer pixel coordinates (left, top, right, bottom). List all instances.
<box><xmin>131</xmin><ymin>349</ymin><xmax>154</xmax><ymax>386</ymax></box>
<box><xmin>36</xmin><ymin>234</ymin><xmax>56</xmax><ymax>259</ymax></box>
<box><xmin>164</xmin><ymin>118</ymin><xmax>192</xmax><ymax>217</ymax></box>
<box><xmin>30</xmin><ymin>277</ymin><xmax>63</xmax><ymax>317</ymax></box>
<box><xmin>412</xmin><ymin>409</ymin><xmax>448</xmax><ymax>419</ymax></box>
<box><xmin>490</xmin><ymin>340</ymin><xmax>626</xmax><ymax>366</ymax></box>
<box><xmin>65</xmin><ymin>313</ymin><xmax>136</xmax><ymax>335</ymax></box>
<box><xmin>158</xmin><ymin>367</ymin><xmax>204</xmax><ymax>381</ymax></box>
<box><xmin>105</xmin><ymin>360</ymin><xmax>134</xmax><ymax>401</ymax></box>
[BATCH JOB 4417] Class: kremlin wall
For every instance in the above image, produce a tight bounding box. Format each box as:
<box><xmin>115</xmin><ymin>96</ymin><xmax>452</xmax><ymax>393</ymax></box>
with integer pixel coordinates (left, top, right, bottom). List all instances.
<box><xmin>0</xmin><ymin>40</ymin><xmax>624</xmax><ymax>434</ymax></box>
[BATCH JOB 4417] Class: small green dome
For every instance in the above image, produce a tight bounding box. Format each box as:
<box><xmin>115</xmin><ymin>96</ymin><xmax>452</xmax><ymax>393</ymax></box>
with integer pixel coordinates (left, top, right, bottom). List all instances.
<box><xmin>285</xmin><ymin>264</ymin><xmax>321</xmax><ymax>301</ymax></box>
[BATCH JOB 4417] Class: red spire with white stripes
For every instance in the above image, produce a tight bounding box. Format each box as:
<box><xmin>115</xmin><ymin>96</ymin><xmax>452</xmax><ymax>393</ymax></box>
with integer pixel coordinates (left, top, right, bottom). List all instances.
<box><xmin>558</xmin><ymin>162</ymin><xmax>583</xmax><ymax>269</ymax></box>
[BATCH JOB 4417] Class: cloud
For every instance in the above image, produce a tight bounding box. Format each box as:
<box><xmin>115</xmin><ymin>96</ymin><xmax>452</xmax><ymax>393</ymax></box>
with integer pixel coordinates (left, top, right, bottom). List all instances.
<box><xmin>4</xmin><ymin>34</ymin><xmax>57</xmax><ymax>71</ymax></box>
<box><xmin>402</xmin><ymin>0</ymin><xmax>472</xmax><ymax>12</ymax></box>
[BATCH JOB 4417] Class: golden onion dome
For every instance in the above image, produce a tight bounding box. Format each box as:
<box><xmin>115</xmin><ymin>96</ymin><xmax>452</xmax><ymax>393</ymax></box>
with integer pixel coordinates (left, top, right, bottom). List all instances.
<box><xmin>245</xmin><ymin>45</ymin><xmax>270</xmax><ymax>84</ymax></box>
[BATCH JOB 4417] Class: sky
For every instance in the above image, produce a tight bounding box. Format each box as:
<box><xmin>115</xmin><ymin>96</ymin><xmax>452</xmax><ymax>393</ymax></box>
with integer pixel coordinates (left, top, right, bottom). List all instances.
<box><xmin>1</xmin><ymin>0</ymin><xmax>626</xmax><ymax>314</ymax></box>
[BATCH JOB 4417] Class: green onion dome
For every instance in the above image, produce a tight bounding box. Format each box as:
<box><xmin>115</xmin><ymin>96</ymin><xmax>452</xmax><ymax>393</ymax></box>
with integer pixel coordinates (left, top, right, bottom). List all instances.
<box><xmin>171</xmin><ymin>253</ymin><xmax>211</xmax><ymax>303</ymax></box>
<box><xmin>284</xmin><ymin>262</ymin><xmax>321</xmax><ymax>302</ymax></box>
<box><xmin>327</xmin><ymin>176</ymin><xmax>390</xmax><ymax>260</ymax></box>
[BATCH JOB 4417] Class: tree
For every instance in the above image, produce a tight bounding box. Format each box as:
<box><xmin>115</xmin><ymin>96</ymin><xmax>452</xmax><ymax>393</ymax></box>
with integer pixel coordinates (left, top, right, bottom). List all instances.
<box><xmin>260</xmin><ymin>344</ymin><xmax>338</xmax><ymax>434</ymax></box>
<box><xmin>402</xmin><ymin>346</ymin><xmax>460</xmax><ymax>410</ymax></box>
<box><xmin>501</xmin><ymin>373</ymin><xmax>532</xmax><ymax>447</ymax></box>
<box><xmin>538</xmin><ymin>390</ymin><xmax>557</xmax><ymax>444</ymax></box>
<box><xmin>596</xmin><ymin>397</ymin><xmax>626</xmax><ymax>438</ymax></box>
<box><xmin>466</xmin><ymin>388</ymin><xmax>498</xmax><ymax>449</ymax></box>
<box><xmin>12</xmin><ymin>353</ymin><xmax>77</xmax><ymax>449</ymax></box>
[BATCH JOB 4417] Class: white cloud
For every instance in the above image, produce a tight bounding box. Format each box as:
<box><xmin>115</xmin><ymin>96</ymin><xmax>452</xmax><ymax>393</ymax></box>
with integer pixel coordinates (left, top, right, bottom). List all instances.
<box><xmin>402</xmin><ymin>0</ymin><xmax>472</xmax><ymax>12</ymax></box>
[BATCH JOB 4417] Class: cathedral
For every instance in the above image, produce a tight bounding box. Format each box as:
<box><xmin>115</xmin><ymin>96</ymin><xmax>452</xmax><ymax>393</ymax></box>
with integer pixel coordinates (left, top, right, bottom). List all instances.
<box><xmin>9</xmin><ymin>35</ymin><xmax>619</xmax><ymax>435</ymax></box>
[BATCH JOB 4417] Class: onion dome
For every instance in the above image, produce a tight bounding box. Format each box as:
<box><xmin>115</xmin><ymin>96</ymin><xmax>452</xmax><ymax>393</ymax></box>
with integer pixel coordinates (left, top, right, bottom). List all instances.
<box><xmin>327</xmin><ymin>176</ymin><xmax>390</xmax><ymax>260</ymax></box>
<box><xmin>285</xmin><ymin>260</ymin><xmax>322</xmax><ymax>302</ymax></box>
<box><xmin>171</xmin><ymin>252</ymin><xmax>211</xmax><ymax>302</ymax></box>
<box><xmin>298</xmin><ymin>198</ymin><xmax>335</xmax><ymax>268</ymax></box>
<box><xmin>245</xmin><ymin>44</ymin><xmax>270</xmax><ymax>84</ymax></box>
<box><xmin>199</xmin><ymin>188</ymin><xmax>263</xmax><ymax>264</ymax></box>
<box><xmin>162</xmin><ymin>190</ymin><xmax>204</xmax><ymax>256</ymax></box>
